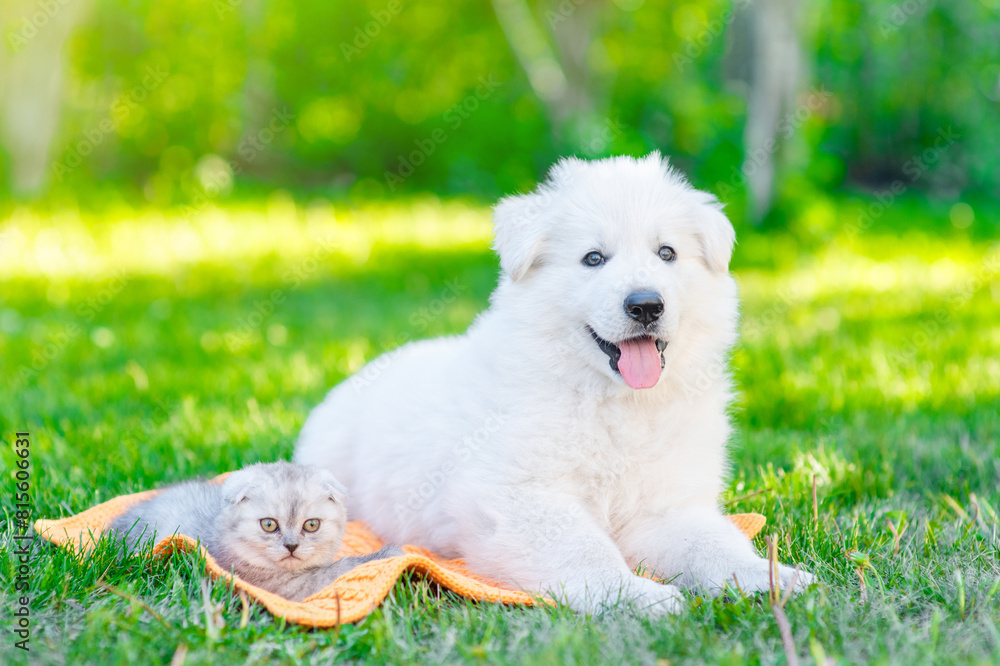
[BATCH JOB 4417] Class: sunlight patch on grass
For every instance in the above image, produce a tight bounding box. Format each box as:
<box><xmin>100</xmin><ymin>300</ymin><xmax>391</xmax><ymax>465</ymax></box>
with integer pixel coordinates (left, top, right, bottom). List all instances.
<box><xmin>0</xmin><ymin>197</ymin><xmax>493</xmax><ymax>281</ymax></box>
<box><xmin>738</xmin><ymin>238</ymin><xmax>1000</xmax><ymax>307</ymax></box>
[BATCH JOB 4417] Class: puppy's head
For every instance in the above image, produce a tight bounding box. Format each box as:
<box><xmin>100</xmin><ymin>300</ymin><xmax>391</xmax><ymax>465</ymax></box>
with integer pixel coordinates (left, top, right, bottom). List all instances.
<box><xmin>492</xmin><ymin>153</ymin><xmax>736</xmax><ymax>390</ymax></box>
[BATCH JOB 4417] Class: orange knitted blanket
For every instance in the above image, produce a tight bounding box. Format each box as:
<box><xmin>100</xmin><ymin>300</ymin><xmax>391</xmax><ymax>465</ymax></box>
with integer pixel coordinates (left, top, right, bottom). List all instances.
<box><xmin>34</xmin><ymin>485</ymin><xmax>766</xmax><ymax>626</ymax></box>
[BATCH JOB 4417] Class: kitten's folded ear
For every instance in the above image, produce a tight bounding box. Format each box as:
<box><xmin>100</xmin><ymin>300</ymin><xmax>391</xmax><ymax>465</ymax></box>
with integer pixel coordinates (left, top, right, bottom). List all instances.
<box><xmin>221</xmin><ymin>471</ymin><xmax>259</xmax><ymax>504</ymax></box>
<box><xmin>316</xmin><ymin>469</ymin><xmax>348</xmax><ymax>505</ymax></box>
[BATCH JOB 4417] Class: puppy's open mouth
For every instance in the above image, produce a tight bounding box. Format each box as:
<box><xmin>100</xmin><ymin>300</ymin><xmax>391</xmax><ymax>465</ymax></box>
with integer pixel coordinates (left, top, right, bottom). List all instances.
<box><xmin>589</xmin><ymin>327</ymin><xmax>666</xmax><ymax>390</ymax></box>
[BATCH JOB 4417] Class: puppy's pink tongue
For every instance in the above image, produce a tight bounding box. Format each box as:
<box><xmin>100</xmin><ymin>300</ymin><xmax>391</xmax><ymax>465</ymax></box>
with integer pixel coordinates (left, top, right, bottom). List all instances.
<box><xmin>617</xmin><ymin>337</ymin><xmax>662</xmax><ymax>389</ymax></box>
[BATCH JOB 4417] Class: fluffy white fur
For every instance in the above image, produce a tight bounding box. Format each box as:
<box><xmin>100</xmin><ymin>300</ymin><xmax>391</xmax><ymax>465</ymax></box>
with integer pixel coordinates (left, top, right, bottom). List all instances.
<box><xmin>295</xmin><ymin>153</ymin><xmax>815</xmax><ymax>614</ymax></box>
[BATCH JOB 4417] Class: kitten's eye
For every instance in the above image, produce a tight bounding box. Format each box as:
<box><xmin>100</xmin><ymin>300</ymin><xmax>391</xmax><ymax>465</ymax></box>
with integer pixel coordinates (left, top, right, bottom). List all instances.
<box><xmin>260</xmin><ymin>518</ymin><xmax>279</xmax><ymax>533</ymax></box>
<box><xmin>582</xmin><ymin>251</ymin><xmax>606</xmax><ymax>267</ymax></box>
<box><xmin>658</xmin><ymin>245</ymin><xmax>677</xmax><ymax>262</ymax></box>
<box><xmin>303</xmin><ymin>519</ymin><xmax>321</xmax><ymax>533</ymax></box>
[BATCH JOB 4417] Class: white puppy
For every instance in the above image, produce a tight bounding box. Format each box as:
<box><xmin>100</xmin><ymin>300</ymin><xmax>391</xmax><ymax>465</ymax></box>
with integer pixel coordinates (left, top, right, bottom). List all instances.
<box><xmin>295</xmin><ymin>153</ymin><xmax>814</xmax><ymax>614</ymax></box>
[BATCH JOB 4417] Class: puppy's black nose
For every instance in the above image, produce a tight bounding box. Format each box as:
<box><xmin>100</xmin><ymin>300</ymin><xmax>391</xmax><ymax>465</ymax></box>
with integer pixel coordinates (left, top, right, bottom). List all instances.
<box><xmin>624</xmin><ymin>291</ymin><xmax>664</xmax><ymax>326</ymax></box>
<box><xmin>285</xmin><ymin>543</ymin><xmax>298</xmax><ymax>554</ymax></box>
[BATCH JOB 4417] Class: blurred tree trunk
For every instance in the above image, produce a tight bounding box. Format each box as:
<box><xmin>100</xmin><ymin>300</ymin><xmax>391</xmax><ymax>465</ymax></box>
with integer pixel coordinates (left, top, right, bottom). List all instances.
<box><xmin>236</xmin><ymin>0</ymin><xmax>279</xmax><ymax>175</ymax></box>
<box><xmin>491</xmin><ymin>0</ymin><xmax>615</xmax><ymax>153</ymax></box>
<box><xmin>740</xmin><ymin>0</ymin><xmax>803</xmax><ymax>223</ymax></box>
<box><xmin>0</xmin><ymin>0</ymin><xmax>92</xmax><ymax>197</ymax></box>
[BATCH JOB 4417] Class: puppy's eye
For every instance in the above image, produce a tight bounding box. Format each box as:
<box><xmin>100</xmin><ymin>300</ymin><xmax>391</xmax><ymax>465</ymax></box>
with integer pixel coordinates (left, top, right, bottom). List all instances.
<box><xmin>260</xmin><ymin>518</ymin><xmax>279</xmax><ymax>533</ymax></box>
<box><xmin>658</xmin><ymin>246</ymin><xmax>677</xmax><ymax>262</ymax></box>
<box><xmin>582</xmin><ymin>251</ymin><xmax>606</xmax><ymax>267</ymax></box>
<box><xmin>303</xmin><ymin>519</ymin><xmax>321</xmax><ymax>533</ymax></box>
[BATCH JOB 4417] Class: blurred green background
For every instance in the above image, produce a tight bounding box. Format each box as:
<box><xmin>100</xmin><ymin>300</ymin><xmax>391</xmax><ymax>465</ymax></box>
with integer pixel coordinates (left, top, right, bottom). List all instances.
<box><xmin>1</xmin><ymin>0</ymin><xmax>998</xmax><ymax>223</ymax></box>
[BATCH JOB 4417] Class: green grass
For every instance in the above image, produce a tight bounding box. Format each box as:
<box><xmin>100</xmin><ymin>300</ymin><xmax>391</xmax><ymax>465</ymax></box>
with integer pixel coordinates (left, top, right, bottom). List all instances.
<box><xmin>1</xmin><ymin>194</ymin><xmax>999</xmax><ymax>664</ymax></box>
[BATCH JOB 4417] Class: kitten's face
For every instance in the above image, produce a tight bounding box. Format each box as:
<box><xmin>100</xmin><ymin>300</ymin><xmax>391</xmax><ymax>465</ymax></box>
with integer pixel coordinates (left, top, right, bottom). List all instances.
<box><xmin>219</xmin><ymin>463</ymin><xmax>348</xmax><ymax>572</ymax></box>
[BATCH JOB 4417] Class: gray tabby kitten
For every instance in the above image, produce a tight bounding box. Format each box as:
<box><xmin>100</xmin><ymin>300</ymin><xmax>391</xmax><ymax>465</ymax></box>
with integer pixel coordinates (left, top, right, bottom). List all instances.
<box><xmin>107</xmin><ymin>461</ymin><xmax>402</xmax><ymax>601</ymax></box>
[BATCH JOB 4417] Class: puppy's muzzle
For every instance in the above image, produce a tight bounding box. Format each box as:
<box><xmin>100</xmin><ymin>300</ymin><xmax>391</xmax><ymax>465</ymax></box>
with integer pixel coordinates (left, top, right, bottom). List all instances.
<box><xmin>624</xmin><ymin>291</ymin><xmax>664</xmax><ymax>327</ymax></box>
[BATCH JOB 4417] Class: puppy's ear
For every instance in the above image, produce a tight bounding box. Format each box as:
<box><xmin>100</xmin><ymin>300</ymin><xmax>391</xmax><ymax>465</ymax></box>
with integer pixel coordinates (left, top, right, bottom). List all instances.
<box><xmin>697</xmin><ymin>199</ymin><xmax>736</xmax><ymax>273</ymax></box>
<box><xmin>642</xmin><ymin>150</ymin><xmax>665</xmax><ymax>168</ymax></box>
<box><xmin>493</xmin><ymin>157</ymin><xmax>583</xmax><ymax>280</ymax></box>
<box><xmin>546</xmin><ymin>156</ymin><xmax>587</xmax><ymax>185</ymax></box>
<box><xmin>221</xmin><ymin>472</ymin><xmax>259</xmax><ymax>504</ymax></box>
<box><xmin>315</xmin><ymin>469</ymin><xmax>348</xmax><ymax>505</ymax></box>
<box><xmin>491</xmin><ymin>192</ymin><xmax>548</xmax><ymax>281</ymax></box>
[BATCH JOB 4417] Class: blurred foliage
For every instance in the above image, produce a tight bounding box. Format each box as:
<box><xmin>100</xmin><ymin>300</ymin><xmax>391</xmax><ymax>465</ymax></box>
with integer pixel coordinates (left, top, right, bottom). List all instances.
<box><xmin>1</xmin><ymin>0</ymin><xmax>998</xmax><ymax>217</ymax></box>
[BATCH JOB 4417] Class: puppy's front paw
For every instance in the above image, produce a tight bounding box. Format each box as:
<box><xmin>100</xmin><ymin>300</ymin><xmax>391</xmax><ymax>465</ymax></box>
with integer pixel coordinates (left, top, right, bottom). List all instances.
<box><xmin>785</xmin><ymin>566</ymin><xmax>817</xmax><ymax>592</ymax></box>
<box><xmin>727</xmin><ymin>559</ymin><xmax>816</xmax><ymax>596</ymax></box>
<box><xmin>625</xmin><ymin>578</ymin><xmax>685</xmax><ymax>616</ymax></box>
<box><xmin>568</xmin><ymin>576</ymin><xmax>685</xmax><ymax>616</ymax></box>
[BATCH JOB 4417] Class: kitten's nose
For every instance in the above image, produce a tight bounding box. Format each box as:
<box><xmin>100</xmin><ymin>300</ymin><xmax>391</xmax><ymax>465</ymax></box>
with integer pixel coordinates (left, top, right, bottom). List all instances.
<box><xmin>285</xmin><ymin>543</ymin><xmax>298</xmax><ymax>554</ymax></box>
